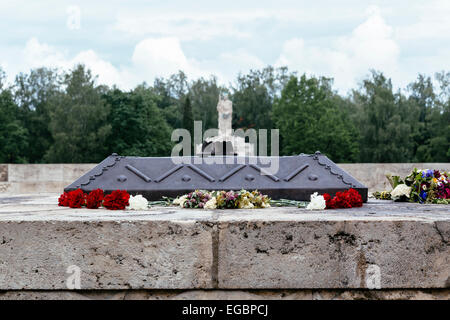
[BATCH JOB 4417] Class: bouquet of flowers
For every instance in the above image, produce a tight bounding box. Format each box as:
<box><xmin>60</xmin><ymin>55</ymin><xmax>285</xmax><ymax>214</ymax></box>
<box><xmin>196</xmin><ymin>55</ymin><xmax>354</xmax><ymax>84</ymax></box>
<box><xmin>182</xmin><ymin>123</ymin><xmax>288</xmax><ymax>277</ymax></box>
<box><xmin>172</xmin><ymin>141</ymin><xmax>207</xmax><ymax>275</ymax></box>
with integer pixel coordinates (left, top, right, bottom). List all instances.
<box><xmin>173</xmin><ymin>190</ymin><xmax>212</xmax><ymax>209</ymax></box>
<box><xmin>173</xmin><ymin>189</ymin><xmax>271</xmax><ymax>210</ymax></box>
<box><xmin>323</xmin><ymin>188</ymin><xmax>363</xmax><ymax>209</ymax></box>
<box><xmin>374</xmin><ymin>169</ymin><xmax>450</xmax><ymax>204</ymax></box>
<box><xmin>58</xmin><ymin>188</ymin><xmax>150</xmax><ymax>210</ymax></box>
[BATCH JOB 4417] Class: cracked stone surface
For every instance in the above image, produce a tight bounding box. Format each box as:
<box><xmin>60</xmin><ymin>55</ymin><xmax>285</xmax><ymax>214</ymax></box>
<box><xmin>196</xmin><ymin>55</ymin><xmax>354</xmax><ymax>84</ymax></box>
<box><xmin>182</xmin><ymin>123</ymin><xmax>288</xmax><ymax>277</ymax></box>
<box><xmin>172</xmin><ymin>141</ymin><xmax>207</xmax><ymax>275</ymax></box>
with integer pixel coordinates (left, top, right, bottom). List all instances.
<box><xmin>0</xmin><ymin>194</ymin><xmax>448</xmax><ymax>291</ymax></box>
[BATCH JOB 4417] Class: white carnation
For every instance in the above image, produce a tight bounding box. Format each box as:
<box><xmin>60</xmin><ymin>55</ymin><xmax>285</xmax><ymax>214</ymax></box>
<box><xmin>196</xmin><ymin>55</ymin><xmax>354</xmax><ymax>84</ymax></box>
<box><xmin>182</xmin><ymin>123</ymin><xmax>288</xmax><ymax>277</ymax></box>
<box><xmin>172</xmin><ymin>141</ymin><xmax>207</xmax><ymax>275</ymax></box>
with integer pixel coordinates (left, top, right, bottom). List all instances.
<box><xmin>173</xmin><ymin>195</ymin><xmax>188</xmax><ymax>207</ymax></box>
<box><xmin>390</xmin><ymin>184</ymin><xmax>411</xmax><ymax>200</ymax></box>
<box><xmin>306</xmin><ymin>192</ymin><xmax>326</xmax><ymax>210</ymax></box>
<box><xmin>204</xmin><ymin>197</ymin><xmax>217</xmax><ymax>209</ymax></box>
<box><xmin>127</xmin><ymin>195</ymin><xmax>149</xmax><ymax>210</ymax></box>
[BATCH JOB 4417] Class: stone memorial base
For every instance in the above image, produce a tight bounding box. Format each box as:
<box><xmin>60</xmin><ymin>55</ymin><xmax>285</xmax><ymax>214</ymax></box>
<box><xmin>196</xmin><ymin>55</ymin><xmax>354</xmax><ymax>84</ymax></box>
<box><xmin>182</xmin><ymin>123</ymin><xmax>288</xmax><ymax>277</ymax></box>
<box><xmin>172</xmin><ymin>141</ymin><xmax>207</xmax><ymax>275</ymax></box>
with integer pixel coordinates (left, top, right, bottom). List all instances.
<box><xmin>0</xmin><ymin>194</ymin><xmax>448</xmax><ymax>300</ymax></box>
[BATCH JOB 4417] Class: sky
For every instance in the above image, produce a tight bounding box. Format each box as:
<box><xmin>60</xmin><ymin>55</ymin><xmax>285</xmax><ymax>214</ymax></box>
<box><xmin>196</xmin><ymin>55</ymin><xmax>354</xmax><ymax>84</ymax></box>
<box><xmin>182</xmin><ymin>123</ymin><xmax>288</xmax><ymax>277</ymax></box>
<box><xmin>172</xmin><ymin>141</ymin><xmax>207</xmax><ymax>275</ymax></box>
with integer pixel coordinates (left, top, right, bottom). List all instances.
<box><xmin>0</xmin><ymin>0</ymin><xmax>449</xmax><ymax>94</ymax></box>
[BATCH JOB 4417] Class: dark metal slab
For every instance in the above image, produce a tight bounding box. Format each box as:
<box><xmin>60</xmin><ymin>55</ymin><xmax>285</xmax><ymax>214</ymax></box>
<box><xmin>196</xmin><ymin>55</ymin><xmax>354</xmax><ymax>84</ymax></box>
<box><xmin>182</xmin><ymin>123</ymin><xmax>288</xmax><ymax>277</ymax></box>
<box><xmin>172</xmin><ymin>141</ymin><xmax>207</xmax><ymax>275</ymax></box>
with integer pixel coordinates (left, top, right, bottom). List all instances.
<box><xmin>64</xmin><ymin>152</ymin><xmax>368</xmax><ymax>202</ymax></box>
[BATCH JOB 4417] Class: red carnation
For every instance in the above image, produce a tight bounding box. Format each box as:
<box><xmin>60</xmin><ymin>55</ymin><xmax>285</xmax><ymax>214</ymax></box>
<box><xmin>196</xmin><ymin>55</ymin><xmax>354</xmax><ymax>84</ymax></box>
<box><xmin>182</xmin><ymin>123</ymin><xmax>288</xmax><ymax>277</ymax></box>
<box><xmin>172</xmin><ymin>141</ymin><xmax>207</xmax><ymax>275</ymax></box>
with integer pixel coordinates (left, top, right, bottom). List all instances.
<box><xmin>67</xmin><ymin>189</ymin><xmax>86</xmax><ymax>208</ymax></box>
<box><xmin>58</xmin><ymin>192</ymin><xmax>70</xmax><ymax>207</ymax></box>
<box><xmin>323</xmin><ymin>193</ymin><xmax>336</xmax><ymax>209</ymax></box>
<box><xmin>102</xmin><ymin>190</ymin><xmax>130</xmax><ymax>210</ymax></box>
<box><xmin>86</xmin><ymin>189</ymin><xmax>104</xmax><ymax>209</ymax></box>
<box><xmin>324</xmin><ymin>189</ymin><xmax>362</xmax><ymax>209</ymax></box>
<box><xmin>347</xmin><ymin>188</ymin><xmax>363</xmax><ymax>207</ymax></box>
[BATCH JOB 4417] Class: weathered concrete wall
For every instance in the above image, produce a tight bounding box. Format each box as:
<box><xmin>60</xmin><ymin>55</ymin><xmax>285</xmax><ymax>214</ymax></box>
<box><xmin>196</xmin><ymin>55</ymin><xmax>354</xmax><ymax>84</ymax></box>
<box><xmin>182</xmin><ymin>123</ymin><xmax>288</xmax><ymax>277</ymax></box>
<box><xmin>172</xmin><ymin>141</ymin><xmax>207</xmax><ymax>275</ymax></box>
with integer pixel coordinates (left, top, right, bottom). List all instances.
<box><xmin>0</xmin><ymin>194</ymin><xmax>448</xmax><ymax>294</ymax></box>
<box><xmin>0</xmin><ymin>164</ymin><xmax>95</xmax><ymax>193</ymax></box>
<box><xmin>0</xmin><ymin>163</ymin><xmax>449</xmax><ymax>194</ymax></box>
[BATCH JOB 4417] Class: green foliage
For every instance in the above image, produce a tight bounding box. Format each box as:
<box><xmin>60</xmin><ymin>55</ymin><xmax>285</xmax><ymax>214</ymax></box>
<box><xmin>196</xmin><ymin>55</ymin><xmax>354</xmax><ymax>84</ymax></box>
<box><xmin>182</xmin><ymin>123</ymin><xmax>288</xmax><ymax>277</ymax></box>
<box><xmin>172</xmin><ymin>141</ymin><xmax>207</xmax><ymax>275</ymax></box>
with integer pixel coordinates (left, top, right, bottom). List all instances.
<box><xmin>231</xmin><ymin>66</ymin><xmax>290</xmax><ymax>131</ymax></box>
<box><xmin>412</xmin><ymin>71</ymin><xmax>450</xmax><ymax>162</ymax></box>
<box><xmin>386</xmin><ymin>174</ymin><xmax>404</xmax><ymax>189</ymax></box>
<box><xmin>44</xmin><ymin>65</ymin><xmax>111</xmax><ymax>163</ymax></box>
<box><xmin>14</xmin><ymin>68</ymin><xmax>58</xmax><ymax>163</ymax></box>
<box><xmin>182</xmin><ymin>95</ymin><xmax>194</xmax><ymax>136</ymax></box>
<box><xmin>0</xmin><ymin>82</ymin><xmax>29</xmax><ymax>163</ymax></box>
<box><xmin>189</xmin><ymin>77</ymin><xmax>225</xmax><ymax>131</ymax></box>
<box><xmin>351</xmin><ymin>71</ymin><xmax>415</xmax><ymax>162</ymax></box>
<box><xmin>0</xmin><ymin>68</ymin><xmax>5</xmax><ymax>91</ymax></box>
<box><xmin>273</xmin><ymin>75</ymin><xmax>359</xmax><ymax>162</ymax></box>
<box><xmin>104</xmin><ymin>85</ymin><xmax>173</xmax><ymax>157</ymax></box>
<box><xmin>0</xmin><ymin>64</ymin><xmax>448</xmax><ymax>164</ymax></box>
<box><xmin>154</xmin><ymin>71</ymin><xmax>189</xmax><ymax>130</ymax></box>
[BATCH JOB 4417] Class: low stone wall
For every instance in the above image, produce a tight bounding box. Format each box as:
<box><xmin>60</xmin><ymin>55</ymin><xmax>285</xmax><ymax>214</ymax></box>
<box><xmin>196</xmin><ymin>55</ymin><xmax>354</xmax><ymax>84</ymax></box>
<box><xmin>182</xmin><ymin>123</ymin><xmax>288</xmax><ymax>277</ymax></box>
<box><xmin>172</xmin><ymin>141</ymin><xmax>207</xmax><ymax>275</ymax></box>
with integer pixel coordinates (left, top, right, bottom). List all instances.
<box><xmin>0</xmin><ymin>164</ymin><xmax>95</xmax><ymax>194</ymax></box>
<box><xmin>0</xmin><ymin>194</ymin><xmax>448</xmax><ymax>300</ymax></box>
<box><xmin>0</xmin><ymin>163</ymin><xmax>449</xmax><ymax>194</ymax></box>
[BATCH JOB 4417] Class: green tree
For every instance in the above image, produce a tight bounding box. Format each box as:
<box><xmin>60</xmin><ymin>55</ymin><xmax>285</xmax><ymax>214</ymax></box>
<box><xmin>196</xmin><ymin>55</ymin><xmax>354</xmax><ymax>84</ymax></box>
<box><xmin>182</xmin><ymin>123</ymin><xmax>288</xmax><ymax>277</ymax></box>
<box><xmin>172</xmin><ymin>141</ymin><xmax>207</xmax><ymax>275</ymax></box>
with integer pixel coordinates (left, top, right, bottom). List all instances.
<box><xmin>14</xmin><ymin>68</ymin><xmax>59</xmax><ymax>163</ymax></box>
<box><xmin>231</xmin><ymin>66</ymin><xmax>291</xmax><ymax>131</ymax></box>
<box><xmin>273</xmin><ymin>74</ymin><xmax>359</xmax><ymax>162</ymax></box>
<box><xmin>45</xmin><ymin>65</ymin><xmax>111</xmax><ymax>163</ymax></box>
<box><xmin>0</xmin><ymin>69</ymin><xmax>29</xmax><ymax>163</ymax></box>
<box><xmin>189</xmin><ymin>76</ymin><xmax>225</xmax><ymax>131</ymax></box>
<box><xmin>159</xmin><ymin>71</ymin><xmax>189</xmax><ymax>130</ymax></box>
<box><xmin>182</xmin><ymin>95</ymin><xmax>194</xmax><ymax>135</ymax></box>
<box><xmin>105</xmin><ymin>85</ymin><xmax>173</xmax><ymax>156</ymax></box>
<box><xmin>352</xmin><ymin>71</ymin><xmax>414</xmax><ymax>162</ymax></box>
<box><xmin>414</xmin><ymin>71</ymin><xmax>450</xmax><ymax>161</ymax></box>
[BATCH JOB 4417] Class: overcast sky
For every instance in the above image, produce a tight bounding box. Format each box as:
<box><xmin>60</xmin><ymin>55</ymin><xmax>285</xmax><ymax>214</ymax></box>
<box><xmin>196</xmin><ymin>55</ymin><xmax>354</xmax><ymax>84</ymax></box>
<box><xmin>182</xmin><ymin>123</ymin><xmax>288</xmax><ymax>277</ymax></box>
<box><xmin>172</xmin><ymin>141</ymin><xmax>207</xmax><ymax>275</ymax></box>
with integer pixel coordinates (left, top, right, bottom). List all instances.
<box><xmin>1</xmin><ymin>0</ymin><xmax>449</xmax><ymax>94</ymax></box>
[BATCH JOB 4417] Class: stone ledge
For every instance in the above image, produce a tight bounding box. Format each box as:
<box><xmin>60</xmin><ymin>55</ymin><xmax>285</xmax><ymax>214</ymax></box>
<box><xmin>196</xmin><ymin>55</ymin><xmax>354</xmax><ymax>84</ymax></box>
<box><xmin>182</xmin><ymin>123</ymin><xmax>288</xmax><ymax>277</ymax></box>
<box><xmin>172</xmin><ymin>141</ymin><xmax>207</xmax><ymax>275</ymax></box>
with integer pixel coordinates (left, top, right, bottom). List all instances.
<box><xmin>0</xmin><ymin>289</ymin><xmax>448</xmax><ymax>300</ymax></box>
<box><xmin>0</xmin><ymin>194</ymin><xmax>449</xmax><ymax>291</ymax></box>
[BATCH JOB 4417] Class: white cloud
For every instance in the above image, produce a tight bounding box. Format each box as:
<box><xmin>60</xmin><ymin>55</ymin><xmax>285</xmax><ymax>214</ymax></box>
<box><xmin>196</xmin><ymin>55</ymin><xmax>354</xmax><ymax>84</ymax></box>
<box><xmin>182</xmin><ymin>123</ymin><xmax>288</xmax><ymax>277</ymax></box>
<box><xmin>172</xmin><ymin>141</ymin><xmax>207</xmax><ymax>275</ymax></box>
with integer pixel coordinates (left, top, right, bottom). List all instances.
<box><xmin>3</xmin><ymin>2</ymin><xmax>448</xmax><ymax>94</ymax></box>
<box><xmin>197</xmin><ymin>49</ymin><xmax>265</xmax><ymax>84</ymax></box>
<box><xmin>66</xmin><ymin>5</ymin><xmax>81</xmax><ymax>30</ymax></box>
<box><xmin>395</xmin><ymin>0</ymin><xmax>450</xmax><ymax>41</ymax></box>
<box><xmin>276</xmin><ymin>7</ymin><xmax>400</xmax><ymax>93</ymax></box>
<box><xmin>23</xmin><ymin>38</ymin><xmax>67</xmax><ymax>68</ymax></box>
<box><xmin>219</xmin><ymin>49</ymin><xmax>265</xmax><ymax>70</ymax></box>
<box><xmin>24</xmin><ymin>37</ymin><xmax>200</xmax><ymax>89</ymax></box>
<box><xmin>15</xmin><ymin>37</ymin><xmax>261</xmax><ymax>89</ymax></box>
<box><xmin>22</xmin><ymin>38</ymin><xmax>133</xmax><ymax>88</ymax></box>
<box><xmin>131</xmin><ymin>38</ymin><xmax>193</xmax><ymax>79</ymax></box>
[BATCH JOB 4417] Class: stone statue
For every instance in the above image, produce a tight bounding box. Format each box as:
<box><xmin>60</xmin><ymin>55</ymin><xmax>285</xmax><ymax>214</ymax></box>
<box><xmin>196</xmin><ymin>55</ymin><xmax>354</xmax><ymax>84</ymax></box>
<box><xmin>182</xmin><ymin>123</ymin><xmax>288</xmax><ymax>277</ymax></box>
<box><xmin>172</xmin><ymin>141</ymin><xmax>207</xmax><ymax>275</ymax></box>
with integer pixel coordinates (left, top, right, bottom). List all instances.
<box><xmin>217</xmin><ymin>95</ymin><xmax>232</xmax><ymax>137</ymax></box>
<box><xmin>196</xmin><ymin>94</ymin><xmax>255</xmax><ymax>156</ymax></box>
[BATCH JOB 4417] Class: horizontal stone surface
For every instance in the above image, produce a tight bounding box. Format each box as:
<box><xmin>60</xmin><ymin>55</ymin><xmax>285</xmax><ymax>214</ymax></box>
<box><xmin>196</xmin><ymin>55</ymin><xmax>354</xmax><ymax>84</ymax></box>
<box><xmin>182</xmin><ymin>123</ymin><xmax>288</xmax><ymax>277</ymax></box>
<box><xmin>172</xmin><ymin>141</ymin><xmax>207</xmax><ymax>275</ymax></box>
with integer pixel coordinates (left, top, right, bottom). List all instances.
<box><xmin>0</xmin><ymin>289</ymin><xmax>448</xmax><ymax>300</ymax></box>
<box><xmin>0</xmin><ymin>194</ymin><xmax>448</xmax><ymax>290</ymax></box>
<box><xmin>0</xmin><ymin>195</ymin><xmax>213</xmax><ymax>290</ymax></box>
<box><xmin>1</xmin><ymin>163</ymin><xmax>449</xmax><ymax>193</ymax></box>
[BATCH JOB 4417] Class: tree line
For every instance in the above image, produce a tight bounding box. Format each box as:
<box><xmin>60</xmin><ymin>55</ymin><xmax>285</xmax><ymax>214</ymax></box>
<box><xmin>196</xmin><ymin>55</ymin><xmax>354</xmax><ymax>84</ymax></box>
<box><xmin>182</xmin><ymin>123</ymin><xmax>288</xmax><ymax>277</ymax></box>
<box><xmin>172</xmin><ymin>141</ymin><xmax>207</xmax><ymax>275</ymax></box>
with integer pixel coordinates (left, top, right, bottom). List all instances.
<box><xmin>0</xmin><ymin>65</ymin><xmax>448</xmax><ymax>163</ymax></box>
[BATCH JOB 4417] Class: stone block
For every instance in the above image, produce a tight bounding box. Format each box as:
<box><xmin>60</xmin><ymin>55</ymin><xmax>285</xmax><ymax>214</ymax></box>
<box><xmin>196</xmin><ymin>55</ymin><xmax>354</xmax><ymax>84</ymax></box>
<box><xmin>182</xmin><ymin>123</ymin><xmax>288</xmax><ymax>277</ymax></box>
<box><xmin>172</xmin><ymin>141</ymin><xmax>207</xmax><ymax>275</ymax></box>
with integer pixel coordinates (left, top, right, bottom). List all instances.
<box><xmin>63</xmin><ymin>164</ymin><xmax>96</xmax><ymax>182</ymax></box>
<box><xmin>0</xmin><ymin>219</ymin><xmax>214</xmax><ymax>290</ymax></box>
<box><xmin>8</xmin><ymin>164</ymin><xmax>63</xmax><ymax>182</ymax></box>
<box><xmin>0</xmin><ymin>182</ymin><xmax>65</xmax><ymax>194</ymax></box>
<box><xmin>218</xmin><ymin>212</ymin><xmax>450</xmax><ymax>289</ymax></box>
